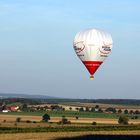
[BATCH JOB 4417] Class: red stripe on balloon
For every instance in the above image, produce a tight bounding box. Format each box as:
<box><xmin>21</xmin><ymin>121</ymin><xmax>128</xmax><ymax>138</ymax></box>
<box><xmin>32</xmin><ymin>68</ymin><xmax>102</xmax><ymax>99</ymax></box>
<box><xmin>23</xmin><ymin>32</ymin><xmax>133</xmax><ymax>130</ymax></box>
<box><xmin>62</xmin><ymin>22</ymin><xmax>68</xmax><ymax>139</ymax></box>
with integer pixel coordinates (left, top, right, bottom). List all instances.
<box><xmin>82</xmin><ymin>61</ymin><xmax>103</xmax><ymax>75</ymax></box>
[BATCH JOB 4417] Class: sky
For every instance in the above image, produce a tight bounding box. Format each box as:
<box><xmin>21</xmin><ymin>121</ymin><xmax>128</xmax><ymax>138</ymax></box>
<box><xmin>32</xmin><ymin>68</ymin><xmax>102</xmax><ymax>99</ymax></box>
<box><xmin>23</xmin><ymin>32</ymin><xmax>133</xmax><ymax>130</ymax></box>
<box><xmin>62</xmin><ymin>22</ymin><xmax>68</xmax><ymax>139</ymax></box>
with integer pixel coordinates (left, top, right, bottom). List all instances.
<box><xmin>0</xmin><ymin>0</ymin><xmax>140</xmax><ymax>99</ymax></box>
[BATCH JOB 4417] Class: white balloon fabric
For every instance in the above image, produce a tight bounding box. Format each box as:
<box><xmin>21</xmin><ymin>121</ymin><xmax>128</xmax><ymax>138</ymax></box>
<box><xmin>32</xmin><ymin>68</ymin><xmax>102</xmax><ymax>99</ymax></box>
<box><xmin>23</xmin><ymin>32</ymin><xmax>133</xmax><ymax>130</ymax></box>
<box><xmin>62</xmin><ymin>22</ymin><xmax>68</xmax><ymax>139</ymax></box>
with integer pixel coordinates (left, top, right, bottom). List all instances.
<box><xmin>73</xmin><ymin>28</ymin><xmax>113</xmax><ymax>79</ymax></box>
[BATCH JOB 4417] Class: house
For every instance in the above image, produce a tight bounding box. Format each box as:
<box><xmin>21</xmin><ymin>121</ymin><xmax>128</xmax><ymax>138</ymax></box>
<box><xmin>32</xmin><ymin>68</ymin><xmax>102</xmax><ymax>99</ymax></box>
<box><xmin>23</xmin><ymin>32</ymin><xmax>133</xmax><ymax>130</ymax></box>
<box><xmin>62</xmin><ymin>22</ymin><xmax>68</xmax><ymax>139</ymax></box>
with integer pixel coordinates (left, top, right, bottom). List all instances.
<box><xmin>9</xmin><ymin>106</ymin><xmax>19</xmax><ymax>112</ymax></box>
<box><xmin>2</xmin><ymin>110</ymin><xmax>9</xmax><ymax>113</ymax></box>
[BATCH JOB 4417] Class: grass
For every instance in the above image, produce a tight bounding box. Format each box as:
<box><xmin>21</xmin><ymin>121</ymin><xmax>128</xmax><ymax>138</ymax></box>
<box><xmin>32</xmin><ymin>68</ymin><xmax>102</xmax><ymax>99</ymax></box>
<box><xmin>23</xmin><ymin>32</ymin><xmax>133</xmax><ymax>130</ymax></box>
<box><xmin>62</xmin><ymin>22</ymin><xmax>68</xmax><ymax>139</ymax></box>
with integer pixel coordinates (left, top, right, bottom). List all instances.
<box><xmin>0</xmin><ymin>111</ymin><xmax>139</xmax><ymax>119</ymax></box>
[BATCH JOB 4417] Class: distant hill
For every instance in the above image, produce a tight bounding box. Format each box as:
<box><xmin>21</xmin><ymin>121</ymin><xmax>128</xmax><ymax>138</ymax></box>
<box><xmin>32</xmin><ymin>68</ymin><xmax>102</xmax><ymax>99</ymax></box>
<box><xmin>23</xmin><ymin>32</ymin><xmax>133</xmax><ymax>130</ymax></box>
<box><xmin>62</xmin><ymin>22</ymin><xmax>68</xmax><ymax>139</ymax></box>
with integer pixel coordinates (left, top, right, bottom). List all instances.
<box><xmin>0</xmin><ymin>93</ymin><xmax>57</xmax><ymax>99</ymax></box>
<box><xmin>40</xmin><ymin>99</ymin><xmax>140</xmax><ymax>106</ymax></box>
<box><xmin>0</xmin><ymin>93</ymin><xmax>140</xmax><ymax>106</ymax></box>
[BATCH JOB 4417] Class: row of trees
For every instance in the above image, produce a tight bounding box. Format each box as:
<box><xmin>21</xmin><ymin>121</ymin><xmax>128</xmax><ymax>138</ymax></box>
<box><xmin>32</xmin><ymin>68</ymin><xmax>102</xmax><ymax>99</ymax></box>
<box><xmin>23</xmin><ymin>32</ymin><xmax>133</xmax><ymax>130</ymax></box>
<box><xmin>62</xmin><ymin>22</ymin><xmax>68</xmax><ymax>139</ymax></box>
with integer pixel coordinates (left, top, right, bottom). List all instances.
<box><xmin>78</xmin><ymin>107</ymin><xmax>140</xmax><ymax>114</ymax></box>
<box><xmin>105</xmin><ymin>107</ymin><xmax>140</xmax><ymax>114</ymax></box>
<box><xmin>22</xmin><ymin>104</ymin><xmax>64</xmax><ymax>112</ymax></box>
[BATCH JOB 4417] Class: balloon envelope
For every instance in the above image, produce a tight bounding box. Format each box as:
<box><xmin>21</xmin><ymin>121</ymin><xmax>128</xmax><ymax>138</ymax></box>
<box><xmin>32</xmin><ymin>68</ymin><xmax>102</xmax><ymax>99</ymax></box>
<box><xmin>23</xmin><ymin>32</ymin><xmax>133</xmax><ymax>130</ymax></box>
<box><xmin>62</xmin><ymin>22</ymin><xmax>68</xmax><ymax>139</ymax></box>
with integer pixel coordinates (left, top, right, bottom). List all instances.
<box><xmin>73</xmin><ymin>28</ymin><xmax>113</xmax><ymax>79</ymax></box>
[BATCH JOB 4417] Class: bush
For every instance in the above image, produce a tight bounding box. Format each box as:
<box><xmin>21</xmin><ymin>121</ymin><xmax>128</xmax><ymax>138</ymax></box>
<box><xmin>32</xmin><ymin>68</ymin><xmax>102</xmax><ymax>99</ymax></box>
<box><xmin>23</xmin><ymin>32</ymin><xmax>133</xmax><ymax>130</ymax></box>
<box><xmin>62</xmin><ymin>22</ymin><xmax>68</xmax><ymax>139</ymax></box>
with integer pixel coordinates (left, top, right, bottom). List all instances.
<box><xmin>58</xmin><ymin>120</ymin><xmax>71</xmax><ymax>124</ymax></box>
<box><xmin>14</xmin><ymin>123</ymin><xmax>17</xmax><ymax>126</ymax></box>
<box><xmin>75</xmin><ymin>116</ymin><xmax>79</xmax><ymax>120</ymax></box>
<box><xmin>118</xmin><ymin>116</ymin><xmax>129</xmax><ymax>125</ymax></box>
<box><xmin>16</xmin><ymin>117</ymin><xmax>21</xmax><ymax>122</ymax></box>
<box><xmin>3</xmin><ymin>120</ymin><xmax>6</xmax><ymax>123</ymax></box>
<box><xmin>58</xmin><ymin>116</ymin><xmax>71</xmax><ymax>124</ymax></box>
<box><xmin>26</xmin><ymin>120</ymin><xmax>31</xmax><ymax>123</ymax></box>
<box><xmin>62</xmin><ymin>118</ymin><xmax>71</xmax><ymax>124</ymax></box>
<box><xmin>92</xmin><ymin>122</ymin><xmax>97</xmax><ymax>125</ymax></box>
<box><xmin>131</xmin><ymin>116</ymin><xmax>138</xmax><ymax>119</ymax></box>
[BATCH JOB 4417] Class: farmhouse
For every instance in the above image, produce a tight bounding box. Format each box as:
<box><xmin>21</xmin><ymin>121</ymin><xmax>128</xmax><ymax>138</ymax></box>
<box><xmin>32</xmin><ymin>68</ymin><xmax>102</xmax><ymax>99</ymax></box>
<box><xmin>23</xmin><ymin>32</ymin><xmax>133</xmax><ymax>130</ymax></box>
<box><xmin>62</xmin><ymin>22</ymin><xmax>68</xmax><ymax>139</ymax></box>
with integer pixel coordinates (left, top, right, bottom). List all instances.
<box><xmin>10</xmin><ymin>106</ymin><xmax>19</xmax><ymax>112</ymax></box>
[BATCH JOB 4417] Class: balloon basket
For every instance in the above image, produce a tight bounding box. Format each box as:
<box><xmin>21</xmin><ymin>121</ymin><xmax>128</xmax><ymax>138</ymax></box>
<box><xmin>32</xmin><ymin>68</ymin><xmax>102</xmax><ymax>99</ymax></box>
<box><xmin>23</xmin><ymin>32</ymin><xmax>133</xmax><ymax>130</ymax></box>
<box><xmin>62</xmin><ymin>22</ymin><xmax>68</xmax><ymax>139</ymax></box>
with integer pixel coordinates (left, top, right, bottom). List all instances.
<box><xmin>90</xmin><ymin>75</ymin><xmax>94</xmax><ymax>80</ymax></box>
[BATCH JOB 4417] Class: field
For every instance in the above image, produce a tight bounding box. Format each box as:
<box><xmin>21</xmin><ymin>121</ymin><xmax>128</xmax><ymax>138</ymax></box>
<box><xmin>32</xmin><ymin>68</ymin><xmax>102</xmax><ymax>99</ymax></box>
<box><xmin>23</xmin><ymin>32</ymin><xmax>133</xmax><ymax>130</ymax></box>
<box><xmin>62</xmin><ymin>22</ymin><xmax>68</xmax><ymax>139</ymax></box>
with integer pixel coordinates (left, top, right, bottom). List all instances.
<box><xmin>1</xmin><ymin>110</ymin><xmax>140</xmax><ymax>119</ymax></box>
<box><xmin>61</xmin><ymin>102</ymin><xmax>140</xmax><ymax>110</ymax></box>
<box><xmin>0</xmin><ymin>103</ymin><xmax>140</xmax><ymax>139</ymax></box>
<box><xmin>0</xmin><ymin>109</ymin><xmax>140</xmax><ymax>123</ymax></box>
<box><xmin>0</xmin><ymin>114</ymin><xmax>140</xmax><ymax>125</ymax></box>
<box><xmin>1</xmin><ymin>131</ymin><xmax>140</xmax><ymax>140</ymax></box>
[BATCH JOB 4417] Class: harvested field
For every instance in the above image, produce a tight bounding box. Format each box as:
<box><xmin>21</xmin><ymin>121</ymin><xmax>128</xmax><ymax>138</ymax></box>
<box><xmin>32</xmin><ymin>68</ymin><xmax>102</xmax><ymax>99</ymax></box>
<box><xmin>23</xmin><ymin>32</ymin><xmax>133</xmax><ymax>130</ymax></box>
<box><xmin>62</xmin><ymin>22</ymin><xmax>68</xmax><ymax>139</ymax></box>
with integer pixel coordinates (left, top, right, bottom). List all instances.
<box><xmin>0</xmin><ymin>114</ymin><xmax>140</xmax><ymax>125</ymax></box>
<box><xmin>61</xmin><ymin>102</ymin><xmax>140</xmax><ymax>110</ymax></box>
<box><xmin>0</xmin><ymin>114</ymin><xmax>42</xmax><ymax>122</ymax></box>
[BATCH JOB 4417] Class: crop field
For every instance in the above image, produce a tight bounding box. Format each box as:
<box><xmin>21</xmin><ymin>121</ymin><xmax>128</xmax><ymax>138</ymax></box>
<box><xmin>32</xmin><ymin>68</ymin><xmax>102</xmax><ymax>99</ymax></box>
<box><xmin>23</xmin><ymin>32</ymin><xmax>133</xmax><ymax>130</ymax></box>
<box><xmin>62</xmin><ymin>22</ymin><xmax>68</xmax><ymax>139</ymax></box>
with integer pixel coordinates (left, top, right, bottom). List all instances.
<box><xmin>0</xmin><ymin>103</ymin><xmax>140</xmax><ymax>139</ymax></box>
<box><xmin>0</xmin><ymin>110</ymin><xmax>139</xmax><ymax>119</ymax></box>
<box><xmin>0</xmin><ymin>131</ymin><xmax>140</xmax><ymax>140</ymax></box>
<box><xmin>0</xmin><ymin>111</ymin><xmax>140</xmax><ymax>140</ymax></box>
<box><xmin>0</xmin><ymin>114</ymin><xmax>140</xmax><ymax>125</ymax></box>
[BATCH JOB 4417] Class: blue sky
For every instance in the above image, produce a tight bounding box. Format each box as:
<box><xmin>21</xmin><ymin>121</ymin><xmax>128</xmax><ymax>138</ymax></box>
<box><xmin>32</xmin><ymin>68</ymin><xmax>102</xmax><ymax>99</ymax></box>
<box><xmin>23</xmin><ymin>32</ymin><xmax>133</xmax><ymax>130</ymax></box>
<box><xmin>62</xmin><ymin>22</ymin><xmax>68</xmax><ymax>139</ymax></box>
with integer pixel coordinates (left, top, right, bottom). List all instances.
<box><xmin>0</xmin><ymin>0</ymin><xmax>140</xmax><ymax>99</ymax></box>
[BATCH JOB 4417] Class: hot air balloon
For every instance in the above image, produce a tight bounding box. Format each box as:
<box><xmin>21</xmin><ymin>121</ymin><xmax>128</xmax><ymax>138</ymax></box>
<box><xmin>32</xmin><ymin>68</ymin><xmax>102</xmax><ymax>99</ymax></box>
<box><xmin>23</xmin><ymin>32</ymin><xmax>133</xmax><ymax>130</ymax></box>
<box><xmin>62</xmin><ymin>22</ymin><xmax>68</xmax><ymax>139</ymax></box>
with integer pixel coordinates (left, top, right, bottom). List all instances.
<box><xmin>73</xmin><ymin>28</ymin><xmax>113</xmax><ymax>80</ymax></box>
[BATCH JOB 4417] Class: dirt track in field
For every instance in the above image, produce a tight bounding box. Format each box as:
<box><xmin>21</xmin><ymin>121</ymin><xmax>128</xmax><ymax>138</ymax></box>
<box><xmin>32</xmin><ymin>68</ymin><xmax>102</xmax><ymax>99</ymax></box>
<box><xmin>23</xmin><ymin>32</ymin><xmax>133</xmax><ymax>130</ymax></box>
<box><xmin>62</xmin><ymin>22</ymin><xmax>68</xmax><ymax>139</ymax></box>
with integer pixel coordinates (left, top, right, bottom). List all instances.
<box><xmin>0</xmin><ymin>114</ymin><xmax>140</xmax><ymax>124</ymax></box>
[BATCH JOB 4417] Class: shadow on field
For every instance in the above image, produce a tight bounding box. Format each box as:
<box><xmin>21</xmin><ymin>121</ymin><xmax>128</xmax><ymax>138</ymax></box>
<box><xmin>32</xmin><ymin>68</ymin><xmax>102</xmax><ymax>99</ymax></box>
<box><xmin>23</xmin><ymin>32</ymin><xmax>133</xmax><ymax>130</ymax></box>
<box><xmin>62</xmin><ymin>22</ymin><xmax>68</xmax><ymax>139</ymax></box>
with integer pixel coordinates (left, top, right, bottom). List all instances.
<box><xmin>56</xmin><ymin>135</ymin><xmax>140</xmax><ymax>140</ymax></box>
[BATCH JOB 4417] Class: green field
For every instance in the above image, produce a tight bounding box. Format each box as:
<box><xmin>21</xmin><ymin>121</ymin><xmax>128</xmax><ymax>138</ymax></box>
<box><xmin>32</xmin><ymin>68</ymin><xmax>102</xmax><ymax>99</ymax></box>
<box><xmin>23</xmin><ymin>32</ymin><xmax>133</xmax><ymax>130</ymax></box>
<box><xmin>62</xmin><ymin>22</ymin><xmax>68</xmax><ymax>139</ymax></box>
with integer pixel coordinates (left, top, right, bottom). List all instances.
<box><xmin>1</xmin><ymin>125</ymin><xmax>140</xmax><ymax>133</ymax></box>
<box><xmin>0</xmin><ymin>111</ymin><xmax>139</xmax><ymax>119</ymax></box>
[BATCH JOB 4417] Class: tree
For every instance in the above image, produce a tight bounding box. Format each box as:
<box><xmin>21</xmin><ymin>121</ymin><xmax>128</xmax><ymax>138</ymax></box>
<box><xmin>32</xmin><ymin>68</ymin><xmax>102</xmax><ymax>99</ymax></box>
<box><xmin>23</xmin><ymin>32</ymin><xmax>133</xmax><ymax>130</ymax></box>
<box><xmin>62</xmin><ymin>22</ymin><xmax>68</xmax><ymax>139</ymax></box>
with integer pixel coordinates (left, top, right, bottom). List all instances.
<box><xmin>129</xmin><ymin>110</ymin><xmax>134</xmax><ymax>114</ymax></box>
<box><xmin>105</xmin><ymin>107</ymin><xmax>116</xmax><ymax>113</ymax></box>
<box><xmin>69</xmin><ymin>107</ymin><xmax>72</xmax><ymax>111</ymax></box>
<box><xmin>79</xmin><ymin>107</ymin><xmax>84</xmax><ymax>112</ymax></box>
<box><xmin>22</xmin><ymin>104</ymin><xmax>28</xmax><ymax>111</ymax></box>
<box><xmin>85</xmin><ymin>107</ymin><xmax>89</xmax><ymax>112</ymax></box>
<box><xmin>124</xmin><ymin>109</ymin><xmax>128</xmax><ymax>114</ymax></box>
<box><xmin>134</xmin><ymin>110</ymin><xmax>140</xmax><ymax>114</ymax></box>
<box><xmin>118</xmin><ymin>116</ymin><xmax>129</xmax><ymax>125</ymax></box>
<box><xmin>75</xmin><ymin>107</ymin><xmax>79</xmax><ymax>111</ymax></box>
<box><xmin>42</xmin><ymin>113</ymin><xmax>50</xmax><ymax>122</ymax></box>
<box><xmin>90</xmin><ymin>107</ymin><xmax>95</xmax><ymax>112</ymax></box>
<box><xmin>2</xmin><ymin>105</ymin><xmax>7</xmax><ymax>110</ymax></box>
<box><xmin>95</xmin><ymin>105</ymin><xmax>99</xmax><ymax>108</ymax></box>
<box><xmin>98</xmin><ymin>108</ymin><xmax>103</xmax><ymax>112</ymax></box>
<box><xmin>95</xmin><ymin>105</ymin><xmax>100</xmax><ymax>112</ymax></box>
<box><xmin>118</xmin><ymin>109</ymin><xmax>122</xmax><ymax>114</ymax></box>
